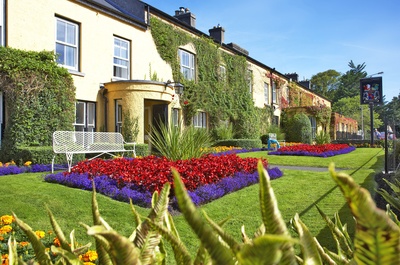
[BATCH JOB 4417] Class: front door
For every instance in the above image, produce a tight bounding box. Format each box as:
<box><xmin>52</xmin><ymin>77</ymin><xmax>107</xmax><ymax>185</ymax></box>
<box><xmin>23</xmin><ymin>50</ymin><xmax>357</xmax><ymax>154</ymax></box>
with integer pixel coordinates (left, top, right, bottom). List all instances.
<box><xmin>152</xmin><ymin>104</ymin><xmax>168</xmax><ymax>152</ymax></box>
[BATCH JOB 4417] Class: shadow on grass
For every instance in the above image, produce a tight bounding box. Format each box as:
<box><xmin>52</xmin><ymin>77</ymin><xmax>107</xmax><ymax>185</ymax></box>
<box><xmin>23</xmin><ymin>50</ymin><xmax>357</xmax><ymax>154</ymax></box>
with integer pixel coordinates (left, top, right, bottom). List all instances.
<box><xmin>295</xmin><ymin>149</ymin><xmax>383</xmax><ymax>252</ymax></box>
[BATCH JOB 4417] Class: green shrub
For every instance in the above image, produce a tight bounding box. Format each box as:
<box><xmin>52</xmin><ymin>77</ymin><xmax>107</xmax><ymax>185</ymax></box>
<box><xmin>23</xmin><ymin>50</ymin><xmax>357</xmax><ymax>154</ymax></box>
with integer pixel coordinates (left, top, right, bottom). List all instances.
<box><xmin>10</xmin><ymin>146</ymin><xmax>84</xmax><ymax>166</ymax></box>
<box><xmin>125</xmin><ymin>143</ymin><xmax>149</xmax><ymax>157</ymax></box>
<box><xmin>284</xmin><ymin>113</ymin><xmax>312</xmax><ymax>144</ymax></box>
<box><xmin>214</xmin><ymin>139</ymin><xmax>262</xmax><ymax>149</ymax></box>
<box><xmin>211</xmin><ymin>120</ymin><xmax>234</xmax><ymax>140</ymax></box>
<box><xmin>0</xmin><ymin>47</ymin><xmax>75</xmax><ymax>162</ymax></box>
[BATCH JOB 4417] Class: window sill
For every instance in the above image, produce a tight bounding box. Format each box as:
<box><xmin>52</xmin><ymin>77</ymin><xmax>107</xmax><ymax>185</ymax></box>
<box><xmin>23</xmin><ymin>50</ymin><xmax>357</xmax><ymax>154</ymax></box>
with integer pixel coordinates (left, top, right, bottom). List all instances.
<box><xmin>68</xmin><ymin>69</ymin><xmax>85</xmax><ymax>77</ymax></box>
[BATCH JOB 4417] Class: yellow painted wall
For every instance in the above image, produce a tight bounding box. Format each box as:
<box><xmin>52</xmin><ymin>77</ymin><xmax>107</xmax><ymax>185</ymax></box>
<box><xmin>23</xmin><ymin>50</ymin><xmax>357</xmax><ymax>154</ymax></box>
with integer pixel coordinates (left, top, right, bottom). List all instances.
<box><xmin>7</xmin><ymin>0</ymin><xmax>174</xmax><ymax>135</ymax></box>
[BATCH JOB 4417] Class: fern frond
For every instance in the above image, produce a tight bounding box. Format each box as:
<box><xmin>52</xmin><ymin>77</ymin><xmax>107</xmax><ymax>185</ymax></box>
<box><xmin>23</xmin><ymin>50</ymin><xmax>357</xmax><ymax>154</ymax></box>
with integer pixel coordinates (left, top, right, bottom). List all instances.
<box><xmin>329</xmin><ymin>163</ymin><xmax>400</xmax><ymax>265</ymax></box>
<box><xmin>87</xmin><ymin>225</ymin><xmax>141</xmax><ymax>264</ymax></box>
<box><xmin>12</xmin><ymin>212</ymin><xmax>52</xmax><ymax>265</ymax></box>
<box><xmin>236</xmin><ymin>234</ymin><xmax>296</xmax><ymax>265</ymax></box>
<box><xmin>291</xmin><ymin>213</ymin><xmax>323</xmax><ymax>265</ymax></box>
<box><xmin>172</xmin><ymin>168</ymin><xmax>235</xmax><ymax>265</ymax></box>
<box><xmin>90</xmin><ymin>182</ymin><xmax>113</xmax><ymax>265</ymax></box>
<box><xmin>258</xmin><ymin>161</ymin><xmax>297</xmax><ymax>264</ymax></box>
<box><xmin>315</xmin><ymin>205</ymin><xmax>353</xmax><ymax>258</ymax></box>
<box><xmin>148</xmin><ymin>219</ymin><xmax>193</xmax><ymax>264</ymax></box>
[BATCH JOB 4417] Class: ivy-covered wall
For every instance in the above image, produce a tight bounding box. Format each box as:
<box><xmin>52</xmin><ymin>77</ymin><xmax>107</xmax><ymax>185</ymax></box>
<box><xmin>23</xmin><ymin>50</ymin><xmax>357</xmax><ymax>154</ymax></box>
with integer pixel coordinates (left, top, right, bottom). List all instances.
<box><xmin>0</xmin><ymin>47</ymin><xmax>75</xmax><ymax>161</ymax></box>
<box><xmin>150</xmin><ymin>17</ymin><xmax>266</xmax><ymax>139</ymax></box>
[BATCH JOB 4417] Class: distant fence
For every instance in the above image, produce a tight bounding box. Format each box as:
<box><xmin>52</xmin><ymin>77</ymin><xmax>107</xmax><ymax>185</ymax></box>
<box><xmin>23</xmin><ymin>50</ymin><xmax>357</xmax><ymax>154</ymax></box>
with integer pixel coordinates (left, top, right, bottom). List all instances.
<box><xmin>335</xmin><ymin>131</ymin><xmax>362</xmax><ymax>140</ymax></box>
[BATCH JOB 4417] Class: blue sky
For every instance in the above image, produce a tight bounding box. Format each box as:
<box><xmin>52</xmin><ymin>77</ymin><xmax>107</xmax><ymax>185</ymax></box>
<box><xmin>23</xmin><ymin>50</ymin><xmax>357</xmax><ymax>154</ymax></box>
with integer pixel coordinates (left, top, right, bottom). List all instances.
<box><xmin>144</xmin><ymin>0</ymin><xmax>399</xmax><ymax>102</ymax></box>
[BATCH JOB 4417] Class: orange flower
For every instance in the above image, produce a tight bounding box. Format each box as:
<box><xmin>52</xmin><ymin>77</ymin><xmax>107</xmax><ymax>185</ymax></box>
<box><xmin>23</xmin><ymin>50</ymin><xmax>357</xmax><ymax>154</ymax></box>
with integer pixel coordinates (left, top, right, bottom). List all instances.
<box><xmin>19</xmin><ymin>241</ymin><xmax>29</xmax><ymax>247</ymax></box>
<box><xmin>1</xmin><ymin>254</ymin><xmax>9</xmax><ymax>265</ymax></box>
<box><xmin>53</xmin><ymin>237</ymin><xmax>60</xmax><ymax>247</ymax></box>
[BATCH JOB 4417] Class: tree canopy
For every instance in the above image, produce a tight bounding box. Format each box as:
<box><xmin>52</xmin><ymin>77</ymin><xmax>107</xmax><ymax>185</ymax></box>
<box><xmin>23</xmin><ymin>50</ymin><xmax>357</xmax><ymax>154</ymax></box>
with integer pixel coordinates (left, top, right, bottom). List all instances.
<box><xmin>310</xmin><ymin>69</ymin><xmax>340</xmax><ymax>100</ymax></box>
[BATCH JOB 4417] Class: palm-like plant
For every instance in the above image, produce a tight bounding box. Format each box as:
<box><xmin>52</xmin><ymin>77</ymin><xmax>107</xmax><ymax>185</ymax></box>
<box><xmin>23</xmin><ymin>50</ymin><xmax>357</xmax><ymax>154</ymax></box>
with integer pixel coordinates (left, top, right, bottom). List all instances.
<box><xmin>150</xmin><ymin>121</ymin><xmax>213</xmax><ymax>160</ymax></box>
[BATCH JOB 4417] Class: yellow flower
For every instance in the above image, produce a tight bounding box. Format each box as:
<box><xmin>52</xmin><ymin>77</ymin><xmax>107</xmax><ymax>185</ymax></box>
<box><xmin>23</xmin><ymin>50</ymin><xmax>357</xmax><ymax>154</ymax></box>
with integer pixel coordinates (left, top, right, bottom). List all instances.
<box><xmin>35</xmin><ymin>230</ymin><xmax>45</xmax><ymax>239</ymax></box>
<box><xmin>0</xmin><ymin>162</ymin><xmax>2</xmax><ymax>167</ymax></box>
<box><xmin>10</xmin><ymin>160</ymin><xmax>16</xmax><ymax>165</ymax></box>
<box><xmin>80</xmin><ymin>250</ymin><xmax>98</xmax><ymax>262</ymax></box>
<box><xmin>23</xmin><ymin>161</ymin><xmax>32</xmax><ymax>166</ymax></box>
<box><xmin>0</xmin><ymin>215</ymin><xmax>14</xmax><ymax>225</ymax></box>
<box><xmin>0</xmin><ymin>225</ymin><xmax>12</xmax><ymax>234</ymax></box>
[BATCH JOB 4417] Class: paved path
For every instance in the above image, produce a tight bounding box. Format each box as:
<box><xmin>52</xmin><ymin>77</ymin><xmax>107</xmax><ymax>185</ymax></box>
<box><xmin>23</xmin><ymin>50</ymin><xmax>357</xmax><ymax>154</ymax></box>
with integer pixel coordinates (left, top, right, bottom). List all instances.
<box><xmin>269</xmin><ymin>165</ymin><xmax>347</xmax><ymax>172</ymax></box>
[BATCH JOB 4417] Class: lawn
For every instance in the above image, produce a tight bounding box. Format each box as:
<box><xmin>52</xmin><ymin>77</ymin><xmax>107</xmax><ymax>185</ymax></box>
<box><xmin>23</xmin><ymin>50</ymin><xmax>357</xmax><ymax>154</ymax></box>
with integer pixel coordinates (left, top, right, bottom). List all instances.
<box><xmin>0</xmin><ymin>147</ymin><xmax>384</xmax><ymax>263</ymax></box>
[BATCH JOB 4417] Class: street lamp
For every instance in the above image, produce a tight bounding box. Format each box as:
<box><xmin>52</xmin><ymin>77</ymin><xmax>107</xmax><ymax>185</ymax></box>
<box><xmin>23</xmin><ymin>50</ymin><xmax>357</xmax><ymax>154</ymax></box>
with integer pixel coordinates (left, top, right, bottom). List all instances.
<box><xmin>360</xmin><ymin>71</ymin><xmax>384</xmax><ymax>146</ymax></box>
<box><xmin>165</xmin><ymin>80</ymin><xmax>184</xmax><ymax>95</ymax></box>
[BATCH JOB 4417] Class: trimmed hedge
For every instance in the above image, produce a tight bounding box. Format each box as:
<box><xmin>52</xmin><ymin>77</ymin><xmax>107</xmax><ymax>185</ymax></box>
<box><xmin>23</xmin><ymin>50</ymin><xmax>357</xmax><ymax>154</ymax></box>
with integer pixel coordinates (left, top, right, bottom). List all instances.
<box><xmin>213</xmin><ymin>139</ymin><xmax>262</xmax><ymax>149</ymax></box>
<box><xmin>11</xmin><ymin>144</ymin><xmax>150</xmax><ymax>166</ymax></box>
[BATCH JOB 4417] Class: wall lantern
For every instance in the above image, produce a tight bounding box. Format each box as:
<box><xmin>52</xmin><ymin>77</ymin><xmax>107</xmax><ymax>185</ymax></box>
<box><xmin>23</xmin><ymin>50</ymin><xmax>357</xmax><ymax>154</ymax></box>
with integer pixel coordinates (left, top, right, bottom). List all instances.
<box><xmin>165</xmin><ymin>80</ymin><xmax>184</xmax><ymax>95</ymax></box>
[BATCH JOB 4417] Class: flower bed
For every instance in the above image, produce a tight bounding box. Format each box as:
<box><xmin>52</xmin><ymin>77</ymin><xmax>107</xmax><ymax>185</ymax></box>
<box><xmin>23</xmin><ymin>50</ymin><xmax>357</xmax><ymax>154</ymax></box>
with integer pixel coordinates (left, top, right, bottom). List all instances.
<box><xmin>0</xmin><ymin>215</ymin><xmax>98</xmax><ymax>264</ymax></box>
<box><xmin>268</xmin><ymin>143</ymin><xmax>356</xmax><ymax>157</ymax></box>
<box><xmin>44</xmin><ymin>154</ymin><xmax>283</xmax><ymax>208</ymax></box>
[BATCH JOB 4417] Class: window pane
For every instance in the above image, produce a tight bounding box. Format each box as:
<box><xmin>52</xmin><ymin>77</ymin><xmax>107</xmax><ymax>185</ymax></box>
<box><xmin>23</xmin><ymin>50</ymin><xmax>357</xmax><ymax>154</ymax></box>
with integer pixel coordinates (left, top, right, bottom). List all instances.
<box><xmin>75</xmin><ymin>102</ymin><xmax>85</xmax><ymax>125</ymax></box>
<box><xmin>56</xmin><ymin>18</ymin><xmax>78</xmax><ymax>70</ymax></box>
<box><xmin>87</xmin><ymin>103</ymin><xmax>95</xmax><ymax>126</ymax></box>
<box><xmin>113</xmin><ymin>37</ymin><xmax>129</xmax><ymax>79</ymax></box>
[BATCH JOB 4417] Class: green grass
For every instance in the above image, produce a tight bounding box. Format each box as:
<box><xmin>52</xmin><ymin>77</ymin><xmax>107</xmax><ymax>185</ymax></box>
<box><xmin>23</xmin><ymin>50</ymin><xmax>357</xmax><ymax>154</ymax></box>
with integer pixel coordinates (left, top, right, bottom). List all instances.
<box><xmin>0</xmin><ymin>148</ymin><xmax>384</xmax><ymax>263</ymax></box>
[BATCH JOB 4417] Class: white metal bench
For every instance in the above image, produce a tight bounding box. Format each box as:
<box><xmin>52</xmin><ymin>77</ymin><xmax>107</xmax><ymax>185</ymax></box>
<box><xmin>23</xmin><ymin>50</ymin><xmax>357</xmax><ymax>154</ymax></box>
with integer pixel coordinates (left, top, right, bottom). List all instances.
<box><xmin>52</xmin><ymin>131</ymin><xmax>136</xmax><ymax>173</ymax></box>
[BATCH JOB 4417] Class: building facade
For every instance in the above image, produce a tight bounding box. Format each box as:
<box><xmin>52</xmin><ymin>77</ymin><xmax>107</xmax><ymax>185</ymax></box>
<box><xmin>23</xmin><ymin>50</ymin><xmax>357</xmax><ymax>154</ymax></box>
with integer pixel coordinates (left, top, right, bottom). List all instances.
<box><xmin>1</xmin><ymin>0</ymin><xmax>331</xmax><ymax>147</ymax></box>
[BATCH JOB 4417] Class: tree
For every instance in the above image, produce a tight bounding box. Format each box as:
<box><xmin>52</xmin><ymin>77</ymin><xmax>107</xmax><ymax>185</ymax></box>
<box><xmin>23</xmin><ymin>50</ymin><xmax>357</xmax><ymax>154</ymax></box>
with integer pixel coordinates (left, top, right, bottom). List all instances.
<box><xmin>310</xmin><ymin>69</ymin><xmax>340</xmax><ymax>100</ymax></box>
<box><xmin>333</xmin><ymin>60</ymin><xmax>367</xmax><ymax>103</ymax></box>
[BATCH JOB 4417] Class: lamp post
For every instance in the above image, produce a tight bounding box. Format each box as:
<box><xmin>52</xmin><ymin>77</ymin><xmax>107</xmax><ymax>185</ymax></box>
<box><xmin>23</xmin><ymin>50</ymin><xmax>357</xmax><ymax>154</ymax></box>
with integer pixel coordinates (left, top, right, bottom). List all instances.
<box><xmin>360</xmin><ymin>72</ymin><xmax>383</xmax><ymax>146</ymax></box>
<box><xmin>360</xmin><ymin>106</ymin><xmax>364</xmax><ymax>140</ymax></box>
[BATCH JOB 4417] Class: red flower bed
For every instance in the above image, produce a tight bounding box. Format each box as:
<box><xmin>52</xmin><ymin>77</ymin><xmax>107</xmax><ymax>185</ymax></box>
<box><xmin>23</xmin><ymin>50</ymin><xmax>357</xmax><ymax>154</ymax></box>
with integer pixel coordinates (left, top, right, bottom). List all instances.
<box><xmin>68</xmin><ymin>154</ymin><xmax>267</xmax><ymax>193</ymax></box>
<box><xmin>277</xmin><ymin>143</ymin><xmax>349</xmax><ymax>153</ymax></box>
<box><xmin>269</xmin><ymin>143</ymin><xmax>355</xmax><ymax>157</ymax></box>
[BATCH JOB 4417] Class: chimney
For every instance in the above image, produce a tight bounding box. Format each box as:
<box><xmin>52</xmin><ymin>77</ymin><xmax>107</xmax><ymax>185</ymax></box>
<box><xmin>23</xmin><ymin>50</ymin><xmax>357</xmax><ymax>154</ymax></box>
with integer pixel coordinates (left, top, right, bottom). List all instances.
<box><xmin>174</xmin><ymin>7</ymin><xmax>196</xmax><ymax>27</ymax></box>
<box><xmin>209</xmin><ymin>25</ymin><xmax>225</xmax><ymax>44</ymax></box>
<box><xmin>285</xmin><ymin>73</ymin><xmax>298</xmax><ymax>82</ymax></box>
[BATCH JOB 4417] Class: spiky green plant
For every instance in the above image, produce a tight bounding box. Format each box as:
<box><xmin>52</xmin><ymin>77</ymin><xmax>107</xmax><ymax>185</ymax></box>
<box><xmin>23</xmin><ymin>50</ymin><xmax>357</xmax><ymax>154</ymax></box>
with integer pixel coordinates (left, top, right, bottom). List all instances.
<box><xmin>150</xmin><ymin>122</ymin><xmax>213</xmax><ymax>160</ymax></box>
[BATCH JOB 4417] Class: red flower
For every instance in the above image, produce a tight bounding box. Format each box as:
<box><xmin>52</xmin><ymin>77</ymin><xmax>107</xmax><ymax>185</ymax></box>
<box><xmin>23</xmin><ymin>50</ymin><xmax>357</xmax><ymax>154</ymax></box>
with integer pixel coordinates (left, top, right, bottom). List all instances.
<box><xmin>67</xmin><ymin>155</ymin><xmax>267</xmax><ymax>193</ymax></box>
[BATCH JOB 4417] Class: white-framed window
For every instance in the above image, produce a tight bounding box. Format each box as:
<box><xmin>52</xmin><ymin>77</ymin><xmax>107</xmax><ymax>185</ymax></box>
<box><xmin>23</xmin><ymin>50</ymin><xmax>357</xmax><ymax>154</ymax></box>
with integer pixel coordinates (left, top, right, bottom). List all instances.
<box><xmin>179</xmin><ymin>49</ymin><xmax>195</xmax><ymax>80</ymax></box>
<box><xmin>219</xmin><ymin>65</ymin><xmax>226</xmax><ymax>81</ymax></box>
<box><xmin>74</xmin><ymin>101</ymin><xmax>96</xmax><ymax>132</ymax></box>
<box><xmin>309</xmin><ymin>116</ymin><xmax>317</xmax><ymax>139</ymax></box>
<box><xmin>172</xmin><ymin>108</ymin><xmax>180</xmax><ymax>127</ymax></box>
<box><xmin>56</xmin><ymin>17</ymin><xmax>79</xmax><ymax>70</ymax></box>
<box><xmin>264</xmin><ymin>82</ymin><xmax>269</xmax><ymax>104</ymax></box>
<box><xmin>272</xmin><ymin>81</ymin><xmax>277</xmax><ymax>104</ymax></box>
<box><xmin>193</xmin><ymin>111</ymin><xmax>207</xmax><ymax>128</ymax></box>
<box><xmin>113</xmin><ymin>37</ymin><xmax>130</xmax><ymax>79</ymax></box>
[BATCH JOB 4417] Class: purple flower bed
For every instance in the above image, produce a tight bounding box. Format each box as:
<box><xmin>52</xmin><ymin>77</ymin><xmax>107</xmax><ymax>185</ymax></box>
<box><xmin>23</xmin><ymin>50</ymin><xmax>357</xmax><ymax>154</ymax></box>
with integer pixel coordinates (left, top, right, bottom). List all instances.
<box><xmin>44</xmin><ymin>167</ymin><xmax>283</xmax><ymax>208</ymax></box>
<box><xmin>0</xmin><ymin>164</ymin><xmax>67</xmax><ymax>176</ymax></box>
<box><xmin>268</xmin><ymin>146</ymin><xmax>356</xmax><ymax>157</ymax></box>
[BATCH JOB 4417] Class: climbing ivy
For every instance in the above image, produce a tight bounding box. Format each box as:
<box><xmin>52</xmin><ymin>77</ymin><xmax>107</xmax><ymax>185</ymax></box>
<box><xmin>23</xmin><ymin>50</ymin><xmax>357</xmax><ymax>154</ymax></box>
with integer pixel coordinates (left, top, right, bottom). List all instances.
<box><xmin>150</xmin><ymin>17</ymin><xmax>264</xmax><ymax>138</ymax></box>
<box><xmin>0</xmin><ymin>47</ymin><xmax>75</xmax><ymax>161</ymax></box>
